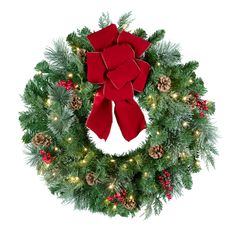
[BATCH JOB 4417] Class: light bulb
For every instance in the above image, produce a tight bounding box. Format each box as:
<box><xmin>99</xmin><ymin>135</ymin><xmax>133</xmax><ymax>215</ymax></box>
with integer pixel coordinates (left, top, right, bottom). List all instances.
<box><xmin>68</xmin><ymin>137</ymin><xmax>72</xmax><ymax>142</ymax></box>
<box><xmin>172</xmin><ymin>93</ymin><xmax>178</xmax><ymax>99</ymax></box>
<box><xmin>156</xmin><ymin>131</ymin><xmax>160</xmax><ymax>135</ymax></box>
<box><xmin>189</xmin><ymin>79</ymin><xmax>193</xmax><ymax>84</ymax></box>
<box><xmin>68</xmin><ymin>73</ymin><xmax>73</xmax><ymax>78</ymax></box>
<box><xmin>182</xmin><ymin>121</ymin><xmax>188</xmax><ymax>128</ymax></box>
<box><xmin>53</xmin><ymin>116</ymin><xmax>58</xmax><ymax>121</ymax></box>
<box><xmin>54</xmin><ymin>147</ymin><xmax>59</xmax><ymax>151</ymax></box>
<box><xmin>108</xmin><ymin>183</ymin><xmax>114</xmax><ymax>190</ymax></box>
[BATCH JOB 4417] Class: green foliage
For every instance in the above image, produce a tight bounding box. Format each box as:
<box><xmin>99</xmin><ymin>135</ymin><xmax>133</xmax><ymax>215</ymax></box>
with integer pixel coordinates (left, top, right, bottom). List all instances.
<box><xmin>148</xmin><ymin>29</ymin><xmax>165</xmax><ymax>44</ymax></box>
<box><xmin>99</xmin><ymin>12</ymin><xmax>111</xmax><ymax>28</ymax></box>
<box><xmin>19</xmin><ymin>13</ymin><xmax>217</xmax><ymax>219</ymax></box>
<box><xmin>117</xmin><ymin>11</ymin><xmax>134</xmax><ymax>31</ymax></box>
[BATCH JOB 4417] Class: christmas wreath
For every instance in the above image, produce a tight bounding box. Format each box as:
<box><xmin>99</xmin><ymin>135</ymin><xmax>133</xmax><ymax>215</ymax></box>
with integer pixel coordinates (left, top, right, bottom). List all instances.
<box><xmin>19</xmin><ymin>13</ymin><xmax>217</xmax><ymax>218</ymax></box>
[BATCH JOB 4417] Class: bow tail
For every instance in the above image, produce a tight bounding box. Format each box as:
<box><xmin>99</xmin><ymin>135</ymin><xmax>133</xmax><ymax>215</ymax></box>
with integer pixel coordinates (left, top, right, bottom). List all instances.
<box><xmin>114</xmin><ymin>99</ymin><xmax>146</xmax><ymax>141</ymax></box>
<box><xmin>86</xmin><ymin>88</ymin><xmax>112</xmax><ymax>140</ymax></box>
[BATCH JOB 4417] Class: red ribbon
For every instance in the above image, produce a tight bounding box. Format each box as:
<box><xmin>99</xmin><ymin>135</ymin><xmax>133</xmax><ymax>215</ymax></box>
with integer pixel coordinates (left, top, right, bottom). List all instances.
<box><xmin>86</xmin><ymin>24</ymin><xmax>151</xmax><ymax>141</ymax></box>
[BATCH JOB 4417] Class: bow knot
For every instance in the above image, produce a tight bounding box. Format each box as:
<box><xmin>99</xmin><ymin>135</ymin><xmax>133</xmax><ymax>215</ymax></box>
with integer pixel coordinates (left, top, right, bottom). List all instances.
<box><xmin>86</xmin><ymin>24</ymin><xmax>151</xmax><ymax>141</ymax></box>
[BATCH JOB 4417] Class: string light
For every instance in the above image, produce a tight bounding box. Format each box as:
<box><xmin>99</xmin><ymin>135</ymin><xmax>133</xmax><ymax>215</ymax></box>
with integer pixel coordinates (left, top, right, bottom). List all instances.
<box><xmin>35</xmin><ymin>70</ymin><xmax>42</xmax><ymax>75</ymax></box>
<box><xmin>182</xmin><ymin>96</ymin><xmax>187</xmax><ymax>102</ymax></box>
<box><xmin>195</xmin><ymin>130</ymin><xmax>200</xmax><ymax>136</ymax></box>
<box><xmin>112</xmin><ymin>205</ymin><xmax>117</xmax><ymax>210</ymax></box>
<box><xmin>156</xmin><ymin>62</ymin><xmax>161</xmax><ymax>66</ymax></box>
<box><xmin>182</xmin><ymin>121</ymin><xmax>188</xmax><ymax>128</ymax></box>
<box><xmin>53</xmin><ymin>116</ymin><xmax>58</xmax><ymax>121</ymax></box>
<box><xmin>156</xmin><ymin>131</ymin><xmax>160</xmax><ymax>135</ymax></box>
<box><xmin>151</xmin><ymin>103</ymin><xmax>156</xmax><ymax>108</ymax></box>
<box><xmin>122</xmin><ymin>164</ymin><xmax>128</xmax><ymax>170</ymax></box>
<box><xmin>189</xmin><ymin>79</ymin><xmax>193</xmax><ymax>84</ymax></box>
<box><xmin>68</xmin><ymin>137</ymin><xmax>72</xmax><ymax>142</ymax></box>
<box><xmin>171</xmin><ymin>93</ymin><xmax>178</xmax><ymax>99</ymax></box>
<box><xmin>129</xmin><ymin>195</ymin><xmax>134</xmax><ymax>200</ymax></box>
<box><xmin>54</xmin><ymin>147</ymin><xmax>59</xmax><ymax>151</ymax></box>
<box><xmin>129</xmin><ymin>158</ymin><xmax>133</xmax><ymax>163</ymax></box>
<box><xmin>165</xmin><ymin>155</ymin><xmax>171</xmax><ymax>160</ymax></box>
<box><xmin>110</xmin><ymin>159</ymin><xmax>116</xmax><ymax>163</ymax></box>
<box><xmin>108</xmin><ymin>183</ymin><xmax>115</xmax><ymax>190</ymax></box>
<box><xmin>82</xmin><ymin>159</ymin><xmax>87</xmax><ymax>164</ymax></box>
<box><xmin>83</xmin><ymin>147</ymin><xmax>88</xmax><ymax>152</ymax></box>
<box><xmin>69</xmin><ymin>176</ymin><xmax>80</xmax><ymax>183</ymax></box>
<box><xmin>195</xmin><ymin>160</ymin><xmax>201</xmax><ymax>167</ymax></box>
<box><xmin>144</xmin><ymin>172</ymin><xmax>148</xmax><ymax>177</ymax></box>
<box><xmin>67</xmin><ymin>73</ymin><xmax>73</xmax><ymax>78</ymax></box>
<box><xmin>46</xmin><ymin>98</ymin><xmax>51</xmax><ymax>107</ymax></box>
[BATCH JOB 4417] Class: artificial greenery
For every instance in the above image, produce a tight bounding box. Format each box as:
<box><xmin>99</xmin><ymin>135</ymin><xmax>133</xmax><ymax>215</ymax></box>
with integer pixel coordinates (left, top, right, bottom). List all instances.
<box><xmin>19</xmin><ymin>13</ymin><xmax>217</xmax><ymax>218</ymax></box>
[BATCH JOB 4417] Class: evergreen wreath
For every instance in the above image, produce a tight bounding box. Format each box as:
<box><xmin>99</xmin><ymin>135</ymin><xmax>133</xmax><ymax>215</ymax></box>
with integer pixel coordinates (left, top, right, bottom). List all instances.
<box><xmin>19</xmin><ymin>12</ymin><xmax>218</xmax><ymax>218</ymax></box>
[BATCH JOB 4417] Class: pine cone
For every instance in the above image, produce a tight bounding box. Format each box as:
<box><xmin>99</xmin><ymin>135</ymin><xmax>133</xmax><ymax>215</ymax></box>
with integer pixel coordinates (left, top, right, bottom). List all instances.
<box><xmin>70</xmin><ymin>93</ymin><xmax>82</xmax><ymax>111</ymax></box>
<box><xmin>122</xmin><ymin>198</ymin><xmax>137</xmax><ymax>210</ymax></box>
<box><xmin>157</xmin><ymin>76</ymin><xmax>171</xmax><ymax>92</ymax></box>
<box><xmin>85</xmin><ymin>172</ymin><xmax>98</xmax><ymax>186</ymax></box>
<box><xmin>148</xmin><ymin>145</ymin><xmax>164</xmax><ymax>159</ymax></box>
<box><xmin>186</xmin><ymin>94</ymin><xmax>196</xmax><ymax>109</ymax></box>
<box><xmin>77</xmin><ymin>48</ymin><xmax>87</xmax><ymax>57</ymax></box>
<box><xmin>32</xmin><ymin>132</ymin><xmax>52</xmax><ymax>147</ymax></box>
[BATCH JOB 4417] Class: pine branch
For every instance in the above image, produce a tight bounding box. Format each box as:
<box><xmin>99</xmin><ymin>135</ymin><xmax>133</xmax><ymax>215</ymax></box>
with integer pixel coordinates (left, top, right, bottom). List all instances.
<box><xmin>45</xmin><ymin>39</ymin><xmax>70</xmax><ymax>72</ymax></box>
<box><xmin>155</xmin><ymin>41</ymin><xmax>181</xmax><ymax>65</ymax></box>
<box><xmin>117</xmin><ymin>12</ymin><xmax>134</xmax><ymax>31</ymax></box>
<box><xmin>148</xmin><ymin>30</ymin><xmax>165</xmax><ymax>44</ymax></box>
<box><xmin>98</xmin><ymin>12</ymin><xmax>111</xmax><ymax>28</ymax></box>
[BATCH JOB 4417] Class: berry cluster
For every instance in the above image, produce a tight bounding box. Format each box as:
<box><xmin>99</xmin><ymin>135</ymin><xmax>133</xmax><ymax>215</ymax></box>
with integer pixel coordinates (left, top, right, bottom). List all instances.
<box><xmin>158</xmin><ymin>170</ymin><xmax>173</xmax><ymax>200</ymax></box>
<box><xmin>195</xmin><ymin>93</ymin><xmax>208</xmax><ymax>118</ymax></box>
<box><xmin>107</xmin><ymin>189</ymin><xmax>127</xmax><ymax>205</ymax></box>
<box><xmin>57</xmin><ymin>80</ymin><xmax>77</xmax><ymax>90</ymax></box>
<box><xmin>39</xmin><ymin>150</ymin><xmax>55</xmax><ymax>164</ymax></box>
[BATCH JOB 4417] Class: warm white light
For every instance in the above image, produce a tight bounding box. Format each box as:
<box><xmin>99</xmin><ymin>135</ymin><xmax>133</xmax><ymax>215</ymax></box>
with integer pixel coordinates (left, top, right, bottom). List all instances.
<box><xmin>54</xmin><ymin>147</ymin><xmax>59</xmax><ymax>151</ymax></box>
<box><xmin>172</xmin><ymin>93</ymin><xmax>178</xmax><ymax>99</ymax></box>
<box><xmin>182</xmin><ymin>96</ymin><xmax>187</xmax><ymax>102</ymax></box>
<box><xmin>195</xmin><ymin>130</ymin><xmax>200</xmax><ymax>136</ymax></box>
<box><xmin>53</xmin><ymin>116</ymin><xmax>58</xmax><ymax>121</ymax></box>
<box><xmin>68</xmin><ymin>73</ymin><xmax>73</xmax><ymax>78</ymax></box>
<box><xmin>129</xmin><ymin>158</ymin><xmax>133</xmax><ymax>162</ymax></box>
<box><xmin>156</xmin><ymin>131</ymin><xmax>160</xmax><ymax>135</ymax></box>
<box><xmin>68</xmin><ymin>137</ymin><xmax>72</xmax><ymax>142</ymax></box>
<box><xmin>144</xmin><ymin>172</ymin><xmax>148</xmax><ymax>177</ymax></box>
<box><xmin>182</xmin><ymin>121</ymin><xmax>188</xmax><ymax>128</ymax></box>
<box><xmin>108</xmin><ymin>183</ymin><xmax>114</xmax><ymax>190</ymax></box>
<box><xmin>189</xmin><ymin>79</ymin><xmax>193</xmax><ymax>84</ymax></box>
<box><xmin>110</xmin><ymin>159</ymin><xmax>116</xmax><ymax>163</ymax></box>
<box><xmin>46</xmin><ymin>98</ymin><xmax>51</xmax><ymax>106</ymax></box>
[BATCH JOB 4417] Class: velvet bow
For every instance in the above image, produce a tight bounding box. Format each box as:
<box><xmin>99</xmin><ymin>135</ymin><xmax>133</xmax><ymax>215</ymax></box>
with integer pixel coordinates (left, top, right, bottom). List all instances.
<box><xmin>86</xmin><ymin>24</ymin><xmax>151</xmax><ymax>141</ymax></box>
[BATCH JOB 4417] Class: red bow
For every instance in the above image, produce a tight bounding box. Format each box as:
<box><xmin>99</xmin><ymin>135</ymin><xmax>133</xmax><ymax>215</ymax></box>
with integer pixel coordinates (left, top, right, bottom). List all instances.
<box><xmin>86</xmin><ymin>24</ymin><xmax>151</xmax><ymax>141</ymax></box>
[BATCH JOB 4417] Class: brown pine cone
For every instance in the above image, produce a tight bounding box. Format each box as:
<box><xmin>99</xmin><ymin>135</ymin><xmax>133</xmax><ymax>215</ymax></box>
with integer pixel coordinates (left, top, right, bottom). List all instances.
<box><xmin>157</xmin><ymin>76</ymin><xmax>171</xmax><ymax>92</ymax></box>
<box><xmin>85</xmin><ymin>172</ymin><xmax>98</xmax><ymax>186</ymax></box>
<box><xmin>122</xmin><ymin>198</ymin><xmax>137</xmax><ymax>210</ymax></box>
<box><xmin>70</xmin><ymin>93</ymin><xmax>82</xmax><ymax>111</ymax></box>
<box><xmin>186</xmin><ymin>94</ymin><xmax>196</xmax><ymax>110</ymax></box>
<box><xmin>148</xmin><ymin>145</ymin><xmax>164</xmax><ymax>159</ymax></box>
<box><xmin>32</xmin><ymin>132</ymin><xmax>52</xmax><ymax>147</ymax></box>
<box><xmin>77</xmin><ymin>48</ymin><xmax>87</xmax><ymax>57</ymax></box>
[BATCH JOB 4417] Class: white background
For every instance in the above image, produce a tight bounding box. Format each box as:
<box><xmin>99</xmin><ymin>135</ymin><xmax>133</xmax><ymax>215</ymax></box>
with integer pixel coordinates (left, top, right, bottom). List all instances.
<box><xmin>0</xmin><ymin>0</ymin><xmax>236</xmax><ymax>235</ymax></box>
